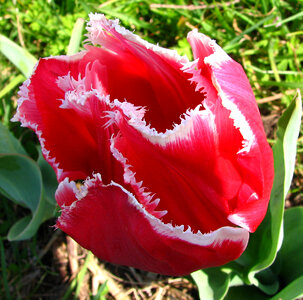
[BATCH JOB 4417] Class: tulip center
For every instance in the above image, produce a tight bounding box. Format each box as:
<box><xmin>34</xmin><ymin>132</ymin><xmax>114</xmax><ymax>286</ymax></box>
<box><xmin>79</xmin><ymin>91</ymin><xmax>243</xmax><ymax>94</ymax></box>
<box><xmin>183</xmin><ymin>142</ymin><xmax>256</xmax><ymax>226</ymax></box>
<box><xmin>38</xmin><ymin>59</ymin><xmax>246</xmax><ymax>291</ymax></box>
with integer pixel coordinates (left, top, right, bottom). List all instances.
<box><xmin>112</xmin><ymin>97</ymin><xmax>247</xmax><ymax>233</ymax></box>
<box><xmin>85</xmin><ymin>45</ymin><xmax>205</xmax><ymax>133</ymax></box>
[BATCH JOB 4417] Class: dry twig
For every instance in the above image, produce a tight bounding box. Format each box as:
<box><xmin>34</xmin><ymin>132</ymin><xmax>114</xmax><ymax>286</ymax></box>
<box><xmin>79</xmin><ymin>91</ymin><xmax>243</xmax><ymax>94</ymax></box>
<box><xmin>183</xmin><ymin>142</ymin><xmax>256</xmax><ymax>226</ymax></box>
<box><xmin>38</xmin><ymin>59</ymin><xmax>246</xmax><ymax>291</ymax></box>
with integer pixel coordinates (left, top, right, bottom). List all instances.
<box><xmin>257</xmin><ymin>89</ymin><xmax>296</xmax><ymax>104</ymax></box>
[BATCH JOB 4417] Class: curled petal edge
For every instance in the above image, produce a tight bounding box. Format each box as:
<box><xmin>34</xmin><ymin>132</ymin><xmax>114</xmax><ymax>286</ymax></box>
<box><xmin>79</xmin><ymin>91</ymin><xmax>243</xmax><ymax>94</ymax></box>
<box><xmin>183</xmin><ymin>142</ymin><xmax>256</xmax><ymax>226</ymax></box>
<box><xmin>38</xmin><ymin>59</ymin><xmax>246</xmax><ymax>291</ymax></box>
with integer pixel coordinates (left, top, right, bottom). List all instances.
<box><xmin>86</xmin><ymin>13</ymin><xmax>189</xmax><ymax>66</ymax></box>
<box><xmin>56</xmin><ymin>175</ymin><xmax>249</xmax><ymax>275</ymax></box>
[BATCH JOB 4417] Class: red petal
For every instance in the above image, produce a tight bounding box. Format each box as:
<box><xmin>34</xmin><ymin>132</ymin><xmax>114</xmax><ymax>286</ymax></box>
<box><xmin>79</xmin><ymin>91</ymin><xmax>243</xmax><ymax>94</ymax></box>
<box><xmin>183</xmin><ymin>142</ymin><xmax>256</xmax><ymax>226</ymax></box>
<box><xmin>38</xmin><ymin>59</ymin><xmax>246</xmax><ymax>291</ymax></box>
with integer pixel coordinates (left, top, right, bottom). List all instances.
<box><xmin>14</xmin><ymin>56</ymin><xmax>123</xmax><ymax>184</ymax></box>
<box><xmin>110</xmin><ymin>100</ymin><xmax>245</xmax><ymax>234</ymax></box>
<box><xmin>13</xmin><ymin>14</ymin><xmax>274</xmax><ymax>275</ymax></box>
<box><xmin>187</xmin><ymin>31</ymin><xmax>274</xmax><ymax>231</ymax></box>
<box><xmin>84</xmin><ymin>14</ymin><xmax>204</xmax><ymax>133</ymax></box>
<box><xmin>56</xmin><ymin>176</ymin><xmax>249</xmax><ymax>276</ymax></box>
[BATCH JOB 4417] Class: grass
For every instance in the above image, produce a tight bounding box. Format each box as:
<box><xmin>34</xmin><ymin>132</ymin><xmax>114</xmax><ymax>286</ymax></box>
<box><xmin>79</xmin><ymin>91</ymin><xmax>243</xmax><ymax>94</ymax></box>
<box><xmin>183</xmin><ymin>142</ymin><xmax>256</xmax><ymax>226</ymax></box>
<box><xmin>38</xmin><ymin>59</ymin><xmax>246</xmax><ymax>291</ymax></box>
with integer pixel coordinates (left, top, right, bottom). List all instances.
<box><xmin>0</xmin><ymin>0</ymin><xmax>302</xmax><ymax>299</ymax></box>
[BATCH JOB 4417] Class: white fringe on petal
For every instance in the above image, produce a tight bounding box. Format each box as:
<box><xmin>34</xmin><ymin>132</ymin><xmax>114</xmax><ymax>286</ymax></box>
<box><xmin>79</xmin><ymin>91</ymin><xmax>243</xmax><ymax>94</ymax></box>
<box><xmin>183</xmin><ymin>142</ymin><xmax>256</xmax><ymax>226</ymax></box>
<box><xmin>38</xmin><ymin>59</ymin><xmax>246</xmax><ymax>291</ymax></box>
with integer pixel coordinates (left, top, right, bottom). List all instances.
<box><xmin>58</xmin><ymin>175</ymin><xmax>249</xmax><ymax>248</ymax></box>
<box><xmin>86</xmin><ymin>13</ymin><xmax>189</xmax><ymax>65</ymax></box>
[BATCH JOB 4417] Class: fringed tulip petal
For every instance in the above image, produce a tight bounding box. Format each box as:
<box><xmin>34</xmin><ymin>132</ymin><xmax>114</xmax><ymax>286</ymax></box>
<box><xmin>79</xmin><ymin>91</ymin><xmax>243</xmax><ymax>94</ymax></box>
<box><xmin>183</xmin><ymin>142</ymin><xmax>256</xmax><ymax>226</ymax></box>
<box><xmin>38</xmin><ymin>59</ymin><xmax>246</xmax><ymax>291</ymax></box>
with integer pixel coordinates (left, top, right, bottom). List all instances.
<box><xmin>109</xmin><ymin>98</ymin><xmax>245</xmax><ymax>234</ymax></box>
<box><xmin>13</xmin><ymin>14</ymin><xmax>274</xmax><ymax>275</ymax></box>
<box><xmin>14</xmin><ymin>56</ymin><xmax>123</xmax><ymax>184</ymax></box>
<box><xmin>187</xmin><ymin>31</ymin><xmax>274</xmax><ymax>231</ymax></box>
<box><xmin>84</xmin><ymin>13</ymin><xmax>206</xmax><ymax>133</ymax></box>
<box><xmin>56</xmin><ymin>176</ymin><xmax>249</xmax><ymax>276</ymax></box>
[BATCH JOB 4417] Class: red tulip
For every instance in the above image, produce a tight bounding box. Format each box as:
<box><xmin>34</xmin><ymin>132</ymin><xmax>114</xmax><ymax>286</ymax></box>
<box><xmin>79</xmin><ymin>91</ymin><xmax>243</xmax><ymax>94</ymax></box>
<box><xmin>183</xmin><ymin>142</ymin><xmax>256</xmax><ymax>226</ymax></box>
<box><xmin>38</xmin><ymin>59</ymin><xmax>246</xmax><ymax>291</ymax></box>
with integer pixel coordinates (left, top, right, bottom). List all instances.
<box><xmin>13</xmin><ymin>14</ymin><xmax>274</xmax><ymax>275</ymax></box>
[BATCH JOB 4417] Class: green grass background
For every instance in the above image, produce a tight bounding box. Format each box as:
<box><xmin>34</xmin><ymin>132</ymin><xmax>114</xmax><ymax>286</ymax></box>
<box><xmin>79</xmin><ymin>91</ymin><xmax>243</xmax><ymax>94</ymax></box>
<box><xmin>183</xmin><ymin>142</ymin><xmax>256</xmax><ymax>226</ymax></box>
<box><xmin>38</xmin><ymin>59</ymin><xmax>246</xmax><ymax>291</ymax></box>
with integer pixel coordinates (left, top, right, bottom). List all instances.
<box><xmin>1</xmin><ymin>0</ymin><xmax>303</xmax><ymax>299</ymax></box>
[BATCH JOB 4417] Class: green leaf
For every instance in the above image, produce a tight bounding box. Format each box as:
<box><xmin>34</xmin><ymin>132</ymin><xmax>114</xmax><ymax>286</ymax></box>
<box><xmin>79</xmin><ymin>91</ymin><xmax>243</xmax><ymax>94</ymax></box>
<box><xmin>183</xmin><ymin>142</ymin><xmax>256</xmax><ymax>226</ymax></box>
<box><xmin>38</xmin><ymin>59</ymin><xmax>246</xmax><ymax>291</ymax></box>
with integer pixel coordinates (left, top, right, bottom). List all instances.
<box><xmin>191</xmin><ymin>268</ymin><xmax>230</xmax><ymax>300</ymax></box>
<box><xmin>0</xmin><ymin>122</ymin><xmax>27</xmax><ymax>155</ymax></box>
<box><xmin>0</xmin><ymin>34</ymin><xmax>37</xmax><ymax>77</ymax></box>
<box><xmin>7</xmin><ymin>188</ymin><xmax>56</xmax><ymax>241</ymax></box>
<box><xmin>37</xmin><ymin>148</ymin><xmax>58</xmax><ymax>206</ymax></box>
<box><xmin>235</xmin><ymin>91</ymin><xmax>302</xmax><ymax>287</ymax></box>
<box><xmin>270</xmin><ymin>276</ymin><xmax>303</xmax><ymax>300</ymax></box>
<box><xmin>272</xmin><ymin>207</ymin><xmax>303</xmax><ymax>285</ymax></box>
<box><xmin>225</xmin><ymin>285</ymin><xmax>269</xmax><ymax>300</ymax></box>
<box><xmin>0</xmin><ymin>154</ymin><xmax>41</xmax><ymax>210</ymax></box>
<box><xmin>7</xmin><ymin>216</ymin><xmax>32</xmax><ymax>240</ymax></box>
<box><xmin>0</xmin><ymin>153</ymin><xmax>57</xmax><ymax>240</ymax></box>
<box><xmin>254</xmin><ymin>268</ymin><xmax>279</xmax><ymax>295</ymax></box>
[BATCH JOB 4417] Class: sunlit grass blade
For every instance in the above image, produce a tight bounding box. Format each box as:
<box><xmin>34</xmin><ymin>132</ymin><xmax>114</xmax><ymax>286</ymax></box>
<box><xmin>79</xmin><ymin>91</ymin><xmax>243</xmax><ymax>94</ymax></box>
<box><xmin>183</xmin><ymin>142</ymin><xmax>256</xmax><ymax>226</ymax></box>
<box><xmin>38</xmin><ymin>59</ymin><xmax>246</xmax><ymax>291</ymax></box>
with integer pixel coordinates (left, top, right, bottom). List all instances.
<box><xmin>0</xmin><ymin>74</ymin><xmax>25</xmax><ymax>99</ymax></box>
<box><xmin>91</xmin><ymin>281</ymin><xmax>108</xmax><ymax>300</ymax></box>
<box><xmin>265</xmin><ymin>10</ymin><xmax>303</xmax><ymax>28</ymax></box>
<box><xmin>67</xmin><ymin>18</ymin><xmax>85</xmax><ymax>55</ymax></box>
<box><xmin>0</xmin><ymin>34</ymin><xmax>37</xmax><ymax>77</ymax></box>
<box><xmin>268</xmin><ymin>39</ymin><xmax>281</xmax><ymax>82</ymax></box>
<box><xmin>224</xmin><ymin>14</ymin><xmax>275</xmax><ymax>51</ymax></box>
<box><xmin>98</xmin><ymin>8</ymin><xmax>149</xmax><ymax>28</ymax></box>
<box><xmin>61</xmin><ymin>252</ymin><xmax>93</xmax><ymax>300</ymax></box>
<box><xmin>248</xmin><ymin>65</ymin><xmax>301</xmax><ymax>76</ymax></box>
<box><xmin>261</xmin><ymin>81</ymin><xmax>303</xmax><ymax>88</ymax></box>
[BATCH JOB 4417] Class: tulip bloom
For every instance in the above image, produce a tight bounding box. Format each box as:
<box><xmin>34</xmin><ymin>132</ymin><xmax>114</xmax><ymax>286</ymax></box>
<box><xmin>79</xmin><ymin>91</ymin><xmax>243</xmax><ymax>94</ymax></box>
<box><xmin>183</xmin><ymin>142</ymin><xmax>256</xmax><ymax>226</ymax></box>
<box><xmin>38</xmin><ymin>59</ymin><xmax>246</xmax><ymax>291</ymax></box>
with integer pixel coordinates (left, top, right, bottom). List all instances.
<box><xmin>13</xmin><ymin>14</ymin><xmax>274</xmax><ymax>275</ymax></box>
